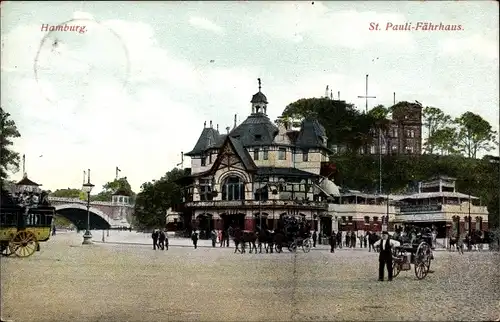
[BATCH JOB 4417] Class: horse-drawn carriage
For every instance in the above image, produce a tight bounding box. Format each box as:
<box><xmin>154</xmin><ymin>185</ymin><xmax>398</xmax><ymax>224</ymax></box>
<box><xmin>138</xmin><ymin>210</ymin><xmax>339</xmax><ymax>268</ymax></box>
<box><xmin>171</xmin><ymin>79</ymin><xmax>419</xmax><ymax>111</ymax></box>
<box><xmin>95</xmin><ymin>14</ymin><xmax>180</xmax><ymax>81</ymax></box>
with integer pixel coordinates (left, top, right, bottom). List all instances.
<box><xmin>1</xmin><ymin>189</ymin><xmax>55</xmax><ymax>257</ymax></box>
<box><xmin>274</xmin><ymin>214</ymin><xmax>311</xmax><ymax>253</ymax></box>
<box><xmin>392</xmin><ymin>241</ymin><xmax>434</xmax><ymax>280</ymax></box>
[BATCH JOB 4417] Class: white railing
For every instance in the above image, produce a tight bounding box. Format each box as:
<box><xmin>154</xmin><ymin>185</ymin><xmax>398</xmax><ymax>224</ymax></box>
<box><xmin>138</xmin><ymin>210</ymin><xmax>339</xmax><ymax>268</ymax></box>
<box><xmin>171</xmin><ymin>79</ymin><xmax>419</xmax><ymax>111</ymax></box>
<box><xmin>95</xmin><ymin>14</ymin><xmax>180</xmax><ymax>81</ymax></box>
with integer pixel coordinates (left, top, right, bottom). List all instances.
<box><xmin>48</xmin><ymin>196</ymin><xmax>115</xmax><ymax>207</ymax></box>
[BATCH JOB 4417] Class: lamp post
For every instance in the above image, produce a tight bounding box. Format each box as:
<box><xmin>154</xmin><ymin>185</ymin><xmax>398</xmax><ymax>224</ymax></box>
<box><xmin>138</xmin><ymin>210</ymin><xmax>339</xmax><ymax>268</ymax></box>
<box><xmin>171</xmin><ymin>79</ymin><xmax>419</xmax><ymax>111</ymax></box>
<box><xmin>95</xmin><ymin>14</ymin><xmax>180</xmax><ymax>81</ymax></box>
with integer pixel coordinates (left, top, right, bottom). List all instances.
<box><xmin>82</xmin><ymin>169</ymin><xmax>95</xmax><ymax>245</ymax></box>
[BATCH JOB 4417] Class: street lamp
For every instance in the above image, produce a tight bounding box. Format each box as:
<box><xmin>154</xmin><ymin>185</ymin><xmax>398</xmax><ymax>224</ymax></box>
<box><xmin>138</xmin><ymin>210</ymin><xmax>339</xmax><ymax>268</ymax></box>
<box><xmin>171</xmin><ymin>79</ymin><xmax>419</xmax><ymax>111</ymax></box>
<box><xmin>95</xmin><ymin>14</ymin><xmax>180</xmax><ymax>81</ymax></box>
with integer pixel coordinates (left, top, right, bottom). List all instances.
<box><xmin>82</xmin><ymin>168</ymin><xmax>95</xmax><ymax>245</ymax></box>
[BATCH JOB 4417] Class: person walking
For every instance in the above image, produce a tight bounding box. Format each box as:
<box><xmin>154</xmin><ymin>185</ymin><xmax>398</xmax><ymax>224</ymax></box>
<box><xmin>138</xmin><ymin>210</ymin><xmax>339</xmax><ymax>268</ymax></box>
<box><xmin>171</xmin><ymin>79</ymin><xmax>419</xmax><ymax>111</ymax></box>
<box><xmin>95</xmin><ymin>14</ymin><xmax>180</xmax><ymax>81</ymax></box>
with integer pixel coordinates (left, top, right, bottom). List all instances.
<box><xmin>312</xmin><ymin>230</ymin><xmax>317</xmax><ymax>248</ymax></box>
<box><xmin>211</xmin><ymin>229</ymin><xmax>217</xmax><ymax>247</ymax></box>
<box><xmin>164</xmin><ymin>231</ymin><xmax>169</xmax><ymax>250</ymax></box>
<box><xmin>336</xmin><ymin>231</ymin><xmax>342</xmax><ymax>249</ymax></box>
<box><xmin>329</xmin><ymin>232</ymin><xmax>336</xmax><ymax>253</ymax></box>
<box><xmin>158</xmin><ymin>229</ymin><xmax>166</xmax><ymax>250</ymax></box>
<box><xmin>373</xmin><ymin>231</ymin><xmax>400</xmax><ymax>281</ymax></box>
<box><xmin>152</xmin><ymin>229</ymin><xmax>159</xmax><ymax>250</ymax></box>
<box><xmin>191</xmin><ymin>231</ymin><xmax>199</xmax><ymax>249</ymax></box>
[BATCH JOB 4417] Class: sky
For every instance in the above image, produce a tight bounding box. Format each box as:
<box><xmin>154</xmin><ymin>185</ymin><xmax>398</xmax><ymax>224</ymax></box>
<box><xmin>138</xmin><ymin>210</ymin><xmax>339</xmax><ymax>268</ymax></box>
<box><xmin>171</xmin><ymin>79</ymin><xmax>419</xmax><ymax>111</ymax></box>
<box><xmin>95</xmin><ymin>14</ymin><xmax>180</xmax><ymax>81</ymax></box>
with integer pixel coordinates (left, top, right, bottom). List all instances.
<box><xmin>1</xmin><ymin>1</ymin><xmax>499</xmax><ymax>194</ymax></box>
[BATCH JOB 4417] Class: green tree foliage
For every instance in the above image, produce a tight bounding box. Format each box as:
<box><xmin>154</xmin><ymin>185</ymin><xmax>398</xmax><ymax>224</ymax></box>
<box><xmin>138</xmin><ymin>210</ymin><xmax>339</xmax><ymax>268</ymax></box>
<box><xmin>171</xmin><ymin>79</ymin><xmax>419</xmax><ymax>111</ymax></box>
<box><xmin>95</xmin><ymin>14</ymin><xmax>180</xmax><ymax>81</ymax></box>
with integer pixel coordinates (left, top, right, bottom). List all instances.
<box><xmin>455</xmin><ymin>111</ymin><xmax>497</xmax><ymax>158</ymax></box>
<box><xmin>0</xmin><ymin>107</ymin><xmax>21</xmax><ymax>186</ymax></box>
<box><xmin>92</xmin><ymin>177</ymin><xmax>135</xmax><ymax>202</ymax></box>
<box><xmin>51</xmin><ymin>188</ymin><xmax>83</xmax><ymax>198</ymax></box>
<box><xmin>134</xmin><ymin>168</ymin><xmax>186</xmax><ymax>230</ymax></box>
<box><xmin>427</xmin><ymin>127</ymin><xmax>458</xmax><ymax>155</ymax></box>
<box><xmin>422</xmin><ymin>106</ymin><xmax>452</xmax><ymax>153</ymax></box>
<box><xmin>280</xmin><ymin>98</ymin><xmax>381</xmax><ymax>153</ymax></box>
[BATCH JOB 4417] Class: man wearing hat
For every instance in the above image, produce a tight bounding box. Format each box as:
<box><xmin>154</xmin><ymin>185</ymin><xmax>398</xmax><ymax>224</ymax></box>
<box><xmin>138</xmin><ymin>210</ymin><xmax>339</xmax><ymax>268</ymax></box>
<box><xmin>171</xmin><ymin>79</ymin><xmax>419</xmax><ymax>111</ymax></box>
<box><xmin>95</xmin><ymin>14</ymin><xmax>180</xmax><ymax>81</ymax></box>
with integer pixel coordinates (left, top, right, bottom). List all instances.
<box><xmin>373</xmin><ymin>231</ymin><xmax>400</xmax><ymax>281</ymax></box>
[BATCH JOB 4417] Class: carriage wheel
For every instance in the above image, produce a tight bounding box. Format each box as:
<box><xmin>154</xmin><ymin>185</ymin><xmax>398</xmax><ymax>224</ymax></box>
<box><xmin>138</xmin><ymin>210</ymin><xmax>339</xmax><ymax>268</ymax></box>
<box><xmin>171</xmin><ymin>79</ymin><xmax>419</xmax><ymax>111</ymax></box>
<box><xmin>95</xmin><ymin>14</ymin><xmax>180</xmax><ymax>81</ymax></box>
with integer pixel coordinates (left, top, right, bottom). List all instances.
<box><xmin>392</xmin><ymin>261</ymin><xmax>401</xmax><ymax>278</ymax></box>
<box><xmin>288</xmin><ymin>242</ymin><xmax>297</xmax><ymax>253</ymax></box>
<box><xmin>9</xmin><ymin>231</ymin><xmax>38</xmax><ymax>258</ymax></box>
<box><xmin>415</xmin><ymin>262</ymin><xmax>428</xmax><ymax>280</ymax></box>
<box><xmin>416</xmin><ymin>242</ymin><xmax>431</xmax><ymax>266</ymax></box>
<box><xmin>302</xmin><ymin>239</ymin><xmax>311</xmax><ymax>253</ymax></box>
<box><xmin>275</xmin><ymin>244</ymin><xmax>282</xmax><ymax>253</ymax></box>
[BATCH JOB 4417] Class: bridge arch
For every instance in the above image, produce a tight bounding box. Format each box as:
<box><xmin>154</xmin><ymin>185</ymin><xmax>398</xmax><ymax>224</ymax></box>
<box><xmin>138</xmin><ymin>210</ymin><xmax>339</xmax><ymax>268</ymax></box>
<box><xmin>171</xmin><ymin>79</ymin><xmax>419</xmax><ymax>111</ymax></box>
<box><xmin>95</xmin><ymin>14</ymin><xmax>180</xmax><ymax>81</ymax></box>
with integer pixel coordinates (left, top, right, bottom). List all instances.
<box><xmin>55</xmin><ymin>203</ymin><xmax>112</xmax><ymax>230</ymax></box>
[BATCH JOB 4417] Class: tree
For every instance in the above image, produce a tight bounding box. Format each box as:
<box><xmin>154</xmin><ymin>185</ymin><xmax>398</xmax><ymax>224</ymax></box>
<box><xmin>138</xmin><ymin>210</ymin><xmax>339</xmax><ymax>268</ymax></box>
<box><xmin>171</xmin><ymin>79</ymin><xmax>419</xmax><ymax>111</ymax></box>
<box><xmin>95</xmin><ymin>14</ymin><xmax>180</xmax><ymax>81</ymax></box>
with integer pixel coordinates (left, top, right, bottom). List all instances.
<box><xmin>133</xmin><ymin>168</ymin><xmax>186</xmax><ymax>230</ymax></box>
<box><xmin>427</xmin><ymin>127</ymin><xmax>458</xmax><ymax>155</ymax></box>
<box><xmin>280</xmin><ymin>98</ymin><xmax>380</xmax><ymax>154</ymax></box>
<box><xmin>368</xmin><ymin>105</ymin><xmax>390</xmax><ymax>120</ymax></box>
<box><xmin>422</xmin><ymin>106</ymin><xmax>452</xmax><ymax>153</ymax></box>
<box><xmin>455</xmin><ymin>111</ymin><xmax>497</xmax><ymax>158</ymax></box>
<box><xmin>0</xmin><ymin>107</ymin><xmax>21</xmax><ymax>186</ymax></box>
<box><xmin>51</xmin><ymin>188</ymin><xmax>83</xmax><ymax>199</ymax></box>
<box><xmin>92</xmin><ymin>177</ymin><xmax>135</xmax><ymax>202</ymax></box>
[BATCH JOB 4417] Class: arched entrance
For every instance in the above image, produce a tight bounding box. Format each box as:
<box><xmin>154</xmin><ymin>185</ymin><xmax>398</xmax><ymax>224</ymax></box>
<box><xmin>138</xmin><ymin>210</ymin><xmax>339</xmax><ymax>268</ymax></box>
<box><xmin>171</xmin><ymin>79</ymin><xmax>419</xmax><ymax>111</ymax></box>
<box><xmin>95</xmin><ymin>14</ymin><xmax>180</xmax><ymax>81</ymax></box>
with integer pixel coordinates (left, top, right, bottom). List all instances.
<box><xmin>219</xmin><ymin>213</ymin><xmax>245</xmax><ymax>231</ymax></box>
<box><xmin>196</xmin><ymin>213</ymin><xmax>213</xmax><ymax>239</ymax></box>
<box><xmin>319</xmin><ymin>215</ymin><xmax>333</xmax><ymax>236</ymax></box>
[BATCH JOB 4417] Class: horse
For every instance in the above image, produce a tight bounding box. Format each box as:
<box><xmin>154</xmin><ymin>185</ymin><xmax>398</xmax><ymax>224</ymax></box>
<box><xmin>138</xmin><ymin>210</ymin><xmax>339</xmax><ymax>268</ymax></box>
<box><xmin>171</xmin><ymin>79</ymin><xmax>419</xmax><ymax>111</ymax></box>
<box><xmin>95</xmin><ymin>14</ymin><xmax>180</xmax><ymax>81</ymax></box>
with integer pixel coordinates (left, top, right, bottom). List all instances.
<box><xmin>256</xmin><ymin>228</ymin><xmax>274</xmax><ymax>253</ymax></box>
<box><xmin>242</xmin><ymin>231</ymin><xmax>258</xmax><ymax>253</ymax></box>
<box><xmin>368</xmin><ymin>232</ymin><xmax>380</xmax><ymax>252</ymax></box>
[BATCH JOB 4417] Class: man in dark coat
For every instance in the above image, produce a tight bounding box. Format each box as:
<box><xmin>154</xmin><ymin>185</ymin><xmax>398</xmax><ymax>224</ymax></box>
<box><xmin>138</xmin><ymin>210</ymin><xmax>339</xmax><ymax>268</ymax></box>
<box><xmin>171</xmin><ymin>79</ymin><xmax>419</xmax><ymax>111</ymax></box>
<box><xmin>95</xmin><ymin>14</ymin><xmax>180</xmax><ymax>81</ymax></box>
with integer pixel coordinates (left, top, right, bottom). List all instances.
<box><xmin>152</xmin><ymin>230</ymin><xmax>159</xmax><ymax>250</ymax></box>
<box><xmin>158</xmin><ymin>229</ymin><xmax>166</xmax><ymax>250</ymax></box>
<box><xmin>211</xmin><ymin>229</ymin><xmax>217</xmax><ymax>247</ymax></box>
<box><xmin>191</xmin><ymin>231</ymin><xmax>199</xmax><ymax>249</ymax></box>
<box><xmin>329</xmin><ymin>232</ymin><xmax>336</xmax><ymax>253</ymax></box>
<box><xmin>374</xmin><ymin>231</ymin><xmax>400</xmax><ymax>281</ymax></box>
<box><xmin>312</xmin><ymin>230</ymin><xmax>317</xmax><ymax>248</ymax></box>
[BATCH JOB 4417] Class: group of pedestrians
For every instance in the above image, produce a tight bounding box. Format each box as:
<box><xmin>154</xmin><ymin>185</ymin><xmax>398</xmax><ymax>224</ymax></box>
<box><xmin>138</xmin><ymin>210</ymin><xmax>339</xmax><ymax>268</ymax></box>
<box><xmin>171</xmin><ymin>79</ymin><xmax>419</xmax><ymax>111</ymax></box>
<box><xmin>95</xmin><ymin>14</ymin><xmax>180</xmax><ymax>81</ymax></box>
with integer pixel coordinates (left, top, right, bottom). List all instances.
<box><xmin>151</xmin><ymin>229</ymin><xmax>168</xmax><ymax>250</ymax></box>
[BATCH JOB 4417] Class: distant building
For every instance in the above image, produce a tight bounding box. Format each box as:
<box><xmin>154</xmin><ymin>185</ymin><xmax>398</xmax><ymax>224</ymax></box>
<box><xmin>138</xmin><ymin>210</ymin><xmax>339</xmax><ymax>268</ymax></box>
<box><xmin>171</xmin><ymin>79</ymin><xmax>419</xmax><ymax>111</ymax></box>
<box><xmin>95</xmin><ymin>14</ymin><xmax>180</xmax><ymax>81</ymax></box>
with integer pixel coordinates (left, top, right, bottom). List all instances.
<box><xmin>364</xmin><ymin>101</ymin><xmax>423</xmax><ymax>155</ymax></box>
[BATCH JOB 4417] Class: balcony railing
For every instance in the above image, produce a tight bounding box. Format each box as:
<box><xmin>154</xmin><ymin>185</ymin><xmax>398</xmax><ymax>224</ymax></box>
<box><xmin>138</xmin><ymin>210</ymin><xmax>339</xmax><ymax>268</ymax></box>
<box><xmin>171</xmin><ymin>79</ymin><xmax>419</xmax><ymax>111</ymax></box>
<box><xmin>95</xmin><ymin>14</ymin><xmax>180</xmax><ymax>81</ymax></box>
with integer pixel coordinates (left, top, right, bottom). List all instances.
<box><xmin>184</xmin><ymin>199</ymin><xmax>328</xmax><ymax>210</ymax></box>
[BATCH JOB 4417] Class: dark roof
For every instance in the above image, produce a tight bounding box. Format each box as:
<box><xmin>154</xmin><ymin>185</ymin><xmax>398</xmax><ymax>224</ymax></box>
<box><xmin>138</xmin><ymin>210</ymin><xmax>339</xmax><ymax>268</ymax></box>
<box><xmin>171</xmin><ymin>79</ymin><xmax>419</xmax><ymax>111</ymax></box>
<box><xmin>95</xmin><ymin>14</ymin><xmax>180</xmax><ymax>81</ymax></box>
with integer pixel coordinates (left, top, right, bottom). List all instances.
<box><xmin>295</xmin><ymin>118</ymin><xmax>330</xmax><ymax>150</ymax></box>
<box><xmin>16</xmin><ymin>176</ymin><xmax>40</xmax><ymax>186</ymax></box>
<box><xmin>229</xmin><ymin>113</ymin><xmax>278</xmax><ymax>146</ymax></box>
<box><xmin>251</xmin><ymin>91</ymin><xmax>268</xmax><ymax>104</ymax></box>
<box><xmin>113</xmin><ymin>188</ymin><xmax>131</xmax><ymax>197</ymax></box>
<box><xmin>185</xmin><ymin>127</ymin><xmax>221</xmax><ymax>156</ymax></box>
<box><xmin>255</xmin><ymin>167</ymin><xmax>320</xmax><ymax>179</ymax></box>
<box><xmin>228</xmin><ymin>137</ymin><xmax>257</xmax><ymax>170</ymax></box>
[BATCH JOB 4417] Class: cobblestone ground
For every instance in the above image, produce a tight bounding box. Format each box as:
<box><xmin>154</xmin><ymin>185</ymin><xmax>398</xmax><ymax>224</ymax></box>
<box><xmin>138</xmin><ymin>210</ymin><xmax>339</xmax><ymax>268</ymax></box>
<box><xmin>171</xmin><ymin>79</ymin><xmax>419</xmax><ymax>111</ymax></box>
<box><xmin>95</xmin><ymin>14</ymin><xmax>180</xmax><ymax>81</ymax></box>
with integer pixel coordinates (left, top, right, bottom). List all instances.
<box><xmin>1</xmin><ymin>234</ymin><xmax>499</xmax><ymax>321</ymax></box>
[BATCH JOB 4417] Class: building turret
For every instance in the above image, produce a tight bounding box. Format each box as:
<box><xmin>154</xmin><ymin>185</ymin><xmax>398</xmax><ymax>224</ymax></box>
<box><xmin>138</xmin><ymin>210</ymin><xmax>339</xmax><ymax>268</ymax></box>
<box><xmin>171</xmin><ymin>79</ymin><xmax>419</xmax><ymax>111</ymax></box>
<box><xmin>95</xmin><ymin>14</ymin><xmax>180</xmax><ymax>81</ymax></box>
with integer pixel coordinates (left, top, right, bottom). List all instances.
<box><xmin>251</xmin><ymin>78</ymin><xmax>268</xmax><ymax>115</ymax></box>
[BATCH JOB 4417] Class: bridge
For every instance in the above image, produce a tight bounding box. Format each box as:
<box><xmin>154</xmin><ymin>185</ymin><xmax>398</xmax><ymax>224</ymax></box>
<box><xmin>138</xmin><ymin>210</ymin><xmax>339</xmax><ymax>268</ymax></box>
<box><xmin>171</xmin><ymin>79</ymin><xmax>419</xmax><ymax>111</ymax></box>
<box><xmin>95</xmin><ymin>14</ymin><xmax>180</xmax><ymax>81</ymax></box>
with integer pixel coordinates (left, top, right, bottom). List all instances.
<box><xmin>48</xmin><ymin>197</ymin><xmax>134</xmax><ymax>230</ymax></box>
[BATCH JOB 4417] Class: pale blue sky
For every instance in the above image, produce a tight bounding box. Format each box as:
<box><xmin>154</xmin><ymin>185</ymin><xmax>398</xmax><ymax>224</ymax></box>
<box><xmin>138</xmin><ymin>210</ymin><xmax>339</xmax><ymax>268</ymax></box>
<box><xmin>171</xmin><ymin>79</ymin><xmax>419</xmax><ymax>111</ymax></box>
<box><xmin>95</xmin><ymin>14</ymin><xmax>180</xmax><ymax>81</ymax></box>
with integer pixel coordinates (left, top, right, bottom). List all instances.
<box><xmin>1</xmin><ymin>1</ymin><xmax>498</xmax><ymax>193</ymax></box>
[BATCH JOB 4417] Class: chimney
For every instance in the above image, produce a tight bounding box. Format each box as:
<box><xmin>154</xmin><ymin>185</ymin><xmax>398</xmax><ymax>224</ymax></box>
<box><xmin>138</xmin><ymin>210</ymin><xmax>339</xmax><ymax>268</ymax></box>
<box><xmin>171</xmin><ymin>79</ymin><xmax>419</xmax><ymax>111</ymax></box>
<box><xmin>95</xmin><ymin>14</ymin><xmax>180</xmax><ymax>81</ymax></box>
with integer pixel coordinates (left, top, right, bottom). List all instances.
<box><xmin>338</xmin><ymin>91</ymin><xmax>340</xmax><ymax>100</ymax></box>
<box><xmin>204</xmin><ymin>121</ymin><xmax>206</xmax><ymax>128</ymax></box>
<box><xmin>216</xmin><ymin>124</ymin><xmax>219</xmax><ymax>132</ymax></box>
<box><xmin>210</xmin><ymin>120</ymin><xmax>213</xmax><ymax>128</ymax></box>
<box><xmin>233</xmin><ymin>114</ymin><xmax>237</xmax><ymax>128</ymax></box>
<box><xmin>226</xmin><ymin>126</ymin><xmax>230</xmax><ymax>134</ymax></box>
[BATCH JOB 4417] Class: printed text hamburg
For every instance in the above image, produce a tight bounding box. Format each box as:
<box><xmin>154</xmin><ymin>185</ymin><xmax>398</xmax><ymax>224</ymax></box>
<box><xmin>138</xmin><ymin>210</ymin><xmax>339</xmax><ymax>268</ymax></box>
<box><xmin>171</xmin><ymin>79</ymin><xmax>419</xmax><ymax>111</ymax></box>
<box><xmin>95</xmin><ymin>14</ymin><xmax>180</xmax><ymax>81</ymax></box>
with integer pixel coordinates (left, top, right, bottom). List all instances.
<box><xmin>369</xmin><ymin>22</ymin><xmax>463</xmax><ymax>31</ymax></box>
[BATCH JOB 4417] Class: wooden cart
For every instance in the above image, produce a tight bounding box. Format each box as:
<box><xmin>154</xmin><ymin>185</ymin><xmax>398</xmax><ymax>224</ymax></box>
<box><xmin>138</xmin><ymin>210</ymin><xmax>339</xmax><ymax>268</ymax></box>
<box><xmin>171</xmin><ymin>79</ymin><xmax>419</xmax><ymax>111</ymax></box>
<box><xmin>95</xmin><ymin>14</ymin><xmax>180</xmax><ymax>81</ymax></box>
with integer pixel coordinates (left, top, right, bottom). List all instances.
<box><xmin>392</xmin><ymin>242</ymin><xmax>434</xmax><ymax>280</ymax></box>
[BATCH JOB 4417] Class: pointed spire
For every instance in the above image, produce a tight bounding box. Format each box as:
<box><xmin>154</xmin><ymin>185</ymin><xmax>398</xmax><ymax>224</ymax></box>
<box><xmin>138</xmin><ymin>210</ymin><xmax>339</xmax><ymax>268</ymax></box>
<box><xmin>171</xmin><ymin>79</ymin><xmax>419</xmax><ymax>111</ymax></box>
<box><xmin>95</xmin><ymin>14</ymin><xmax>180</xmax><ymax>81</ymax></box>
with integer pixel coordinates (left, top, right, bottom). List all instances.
<box><xmin>234</xmin><ymin>114</ymin><xmax>237</xmax><ymax>128</ymax></box>
<box><xmin>226</xmin><ymin>126</ymin><xmax>230</xmax><ymax>134</ymax></box>
<box><xmin>330</xmin><ymin>89</ymin><xmax>333</xmax><ymax>99</ymax></box>
<box><xmin>325</xmin><ymin>85</ymin><xmax>329</xmax><ymax>98</ymax></box>
<box><xmin>258</xmin><ymin>78</ymin><xmax>261</xmax><ymax>92</ymax></box>
<box><xmin>338</xmin><ymin>91</ymin><xmax>340</xmax><ymax>100</ymax></box>
<box><xmin>210</xmin><ymin>120</ymin><xmax>213</xmax><ymax>128</ymax></box>
<box><xmin>204</xmin><ymin>121</ymin><xmax>206</xmax><ymax>128</ymax></box>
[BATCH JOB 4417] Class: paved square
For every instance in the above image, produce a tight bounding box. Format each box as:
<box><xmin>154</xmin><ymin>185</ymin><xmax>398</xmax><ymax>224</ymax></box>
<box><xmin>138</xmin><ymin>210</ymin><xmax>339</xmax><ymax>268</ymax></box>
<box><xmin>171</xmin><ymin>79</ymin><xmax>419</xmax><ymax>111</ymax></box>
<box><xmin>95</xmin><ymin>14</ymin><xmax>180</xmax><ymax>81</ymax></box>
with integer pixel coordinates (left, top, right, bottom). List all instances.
<box><xmin>1</xmin><ymin>234</ymin><xmax>499</xmax><ymax>321</ymax></box>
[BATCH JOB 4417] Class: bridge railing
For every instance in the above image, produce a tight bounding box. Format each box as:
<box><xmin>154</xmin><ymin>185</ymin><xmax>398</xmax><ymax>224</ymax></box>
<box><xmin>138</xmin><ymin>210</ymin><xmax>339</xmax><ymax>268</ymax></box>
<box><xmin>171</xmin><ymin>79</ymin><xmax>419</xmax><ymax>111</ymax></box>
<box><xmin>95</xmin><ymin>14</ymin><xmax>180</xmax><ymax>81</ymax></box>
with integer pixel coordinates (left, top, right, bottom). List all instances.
<box><xmin>48</xmin><ymin>196</ymin><xmax>115</xmax><ymax>206</ymax></box>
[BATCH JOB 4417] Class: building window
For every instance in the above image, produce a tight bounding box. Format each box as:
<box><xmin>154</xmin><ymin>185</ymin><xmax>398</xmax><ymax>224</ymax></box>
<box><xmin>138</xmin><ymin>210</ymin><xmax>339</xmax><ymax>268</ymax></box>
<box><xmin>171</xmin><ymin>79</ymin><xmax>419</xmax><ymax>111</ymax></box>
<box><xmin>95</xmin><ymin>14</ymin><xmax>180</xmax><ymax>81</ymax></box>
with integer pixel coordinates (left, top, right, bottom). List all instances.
<box><xmin>475</xmin><ymin>217</ymin><xmax>482</xmax><ymax>231</ymax></box>
<box><xmin>370</xmin><ymin>145</ymin><xmax>376</xmax><ymax>154</ymax></box>
<box><xmin>405</xmin><ymin>146</ymin><xmax>414</xmax><ymax>154</ymax></box>
<box><xmin>255</xmin><ymin>135</ymin><xmax>262</xmax><ymax>141</ymax></box>
<box><xmin>391</xmin><ymin>145</ymin><xmax>398</xmax><ymax>152</ymax></box>
<box><xmin>364</xmin><ymin>216</ymin><xmax>370</xmax><ymax>224</ymax></box>
<box><xmin>393</xmin><ymin>129</ymin><xmax>398</xmax><ymax>138</ymax></box>
<box><xmin>373</xmin><ymin>216</ymin><xmax>379</xmax><ymax>222</ymax></box>
<box><xmin>381</xmin><ymin>144</ymin><xmax>387</xmax><ymax>155</ymax></box>
<box><xmin>222</xmin><ymin>176</ymin><xmax>245</xmax><ymax>201</ymax></box>
<box><xmin>209</xmin><ymin>153</ymin><xmax>212</xmax><ymax>164</ymax></box>
<box><xmin>278</xmin><ymin>148</ymin><xmax>286</xmax><ymax>160</ymax></box>
<box><xmin>348</xmin><ymin>216</ymin><xmax>353</xmax><ymax>222</ymax></box>
<box><xmin>263</xmin><ymin>148</ymin><xmax>269</xmax><ymax>160</ymax></box>
<box><xmin>302</xmin><ymin>149</ymin><xmax>309</xmax><ymax>162</ymax></box>
<box><xmin>341</xmin><ymin>216</ymin><xmax>346</xmax><ymax>224</ymax></box>
<box><xmin>199</xmin><ymin>179</ymin><xmax>213</xmax><ymax>201</ymax></box>
<box><xmin>254</xmin><ymin>148</ymin><xmax>260</xmax><ymax>160</ymax></box>
<box><xmin>201</xmin><ymin>155</ymin><xmax>206</xmax><ymax>166</ymax></box>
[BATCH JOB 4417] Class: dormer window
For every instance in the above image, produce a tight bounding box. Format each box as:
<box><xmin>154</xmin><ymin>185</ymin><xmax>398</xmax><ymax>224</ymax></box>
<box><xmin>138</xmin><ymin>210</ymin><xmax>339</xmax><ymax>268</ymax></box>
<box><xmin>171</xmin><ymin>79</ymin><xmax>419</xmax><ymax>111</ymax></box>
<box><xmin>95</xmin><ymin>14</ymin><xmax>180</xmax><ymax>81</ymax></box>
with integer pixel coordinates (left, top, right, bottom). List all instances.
<box><xmin>201</xmin><ymin>155</ymin><xmax>206</xmax><ymax>166</ymax></box>
<box><xmin>255</xmin><ymin>135</ymin><xmax>262</xmax><ymax>141</ymax></box>
<box><xmin>263</xmin><ymin>148</ymin><xmax>269</xmax><ymax>160</ymax></box>
<box><xmin>254</xmin><ymin>148</ymin><xmax>260</xmax><ymax>160</ymax></box>
<box><xmin>302</xmin><ymin>149</ymin><xmax>309</xmax><ymax>162</ymax></box>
